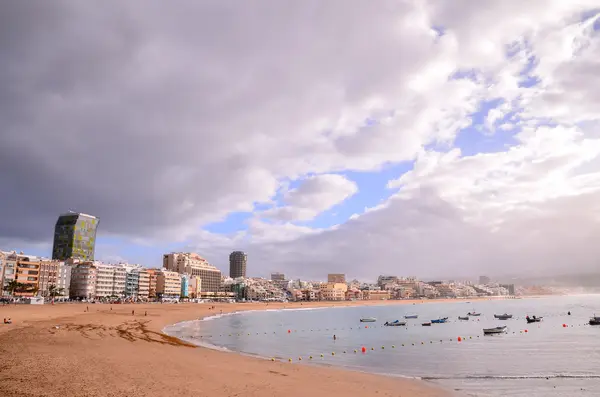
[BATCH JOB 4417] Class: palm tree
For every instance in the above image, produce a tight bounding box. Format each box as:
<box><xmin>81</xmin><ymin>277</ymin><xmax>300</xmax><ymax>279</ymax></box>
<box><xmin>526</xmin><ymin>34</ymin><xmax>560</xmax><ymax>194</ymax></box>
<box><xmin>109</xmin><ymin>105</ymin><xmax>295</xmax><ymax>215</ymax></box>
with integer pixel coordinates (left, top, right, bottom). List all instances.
<box><xmin>3</xmin><ymin>280</ymin><xmax>19</xmax><ymax>296</ymax></box>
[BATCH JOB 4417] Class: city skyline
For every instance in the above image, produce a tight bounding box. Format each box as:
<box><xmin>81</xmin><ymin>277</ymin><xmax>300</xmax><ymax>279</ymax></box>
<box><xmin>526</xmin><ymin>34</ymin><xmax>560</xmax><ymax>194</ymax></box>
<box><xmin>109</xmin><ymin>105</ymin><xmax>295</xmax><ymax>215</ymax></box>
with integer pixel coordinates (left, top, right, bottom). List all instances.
<box><xmin>1</xmin><ymin>3</ymin><xmax>600</xmax><ymax>280</ymax></box>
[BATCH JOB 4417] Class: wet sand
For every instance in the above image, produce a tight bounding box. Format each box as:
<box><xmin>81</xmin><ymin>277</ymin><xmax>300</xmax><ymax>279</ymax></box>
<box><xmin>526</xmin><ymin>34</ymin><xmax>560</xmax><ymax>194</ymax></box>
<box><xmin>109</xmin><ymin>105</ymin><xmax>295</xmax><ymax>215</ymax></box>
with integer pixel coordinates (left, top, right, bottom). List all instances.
<box><xmin>0</xmin><ymin>300</ymin><xmax>459</xmax><ymax>397</ymax></box>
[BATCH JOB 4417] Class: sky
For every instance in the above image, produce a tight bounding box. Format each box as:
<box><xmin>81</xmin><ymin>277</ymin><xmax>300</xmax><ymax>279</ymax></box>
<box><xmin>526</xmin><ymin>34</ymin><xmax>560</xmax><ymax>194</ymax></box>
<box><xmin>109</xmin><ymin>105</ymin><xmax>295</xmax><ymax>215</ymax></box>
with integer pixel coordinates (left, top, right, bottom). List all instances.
<box><xmin>1</xmin><ymin>1</ymin><xmax>600</xmax><ymax>281</ymax></box>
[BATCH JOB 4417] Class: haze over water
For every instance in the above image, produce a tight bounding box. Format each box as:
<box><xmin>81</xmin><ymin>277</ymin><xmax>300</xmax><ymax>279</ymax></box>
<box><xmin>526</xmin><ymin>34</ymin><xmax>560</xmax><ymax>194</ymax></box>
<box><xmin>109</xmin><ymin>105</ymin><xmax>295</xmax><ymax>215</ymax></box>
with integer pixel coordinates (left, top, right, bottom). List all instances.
<box><xmin>165</xmin><ymin>296</ymin><xmax>600</xmax><ymax>396</ymax></box>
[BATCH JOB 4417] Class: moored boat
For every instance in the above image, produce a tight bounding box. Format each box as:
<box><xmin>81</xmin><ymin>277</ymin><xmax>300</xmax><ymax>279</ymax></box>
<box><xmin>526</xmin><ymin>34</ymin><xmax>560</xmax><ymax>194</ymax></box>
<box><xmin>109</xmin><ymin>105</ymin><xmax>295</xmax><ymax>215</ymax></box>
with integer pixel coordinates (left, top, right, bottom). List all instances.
<box><xmin>458</xmin><ymin>316</ymin><xmax>469</xmax><ymax>321</ymax></box>
<box><xmin>431</xmin><ymin>317</ymin><xmax>448</xmax><ymax>324</ymax></box>
<box><xmin>384</xmin><ymin>320</ymin><xmax>407</xmax><ymax>326</ymax></box>
<box><xmin>467</xmin><ymin>312</ymin><xmax>481</xmax><ymax>316</ymax></box>
<box><xmin>589</xmin><ymin>316</ymin><xmax>600</xmax><ymax>325</ymax></box>
<box><xmin>404</xmin><ymin>314</ymin><xmax>418</xmax><ymax>319</ymax></box>
<box><xmin>494</xmin><ymin>313</ymin><xmax>513</xmax><ymax>320</ymax></box>
<box><xmin>421</xmin><ymin>322</ymin><xmax>431</xmax><ymax>326</ymax></box>
<box><xmin>360</xmin><ymin>317</ymin><xmax>377</xmax><ymax>323</ymax></box>
<box><xmin>526</xmin><ymin>315</ymin><xmax>542</xmax><ymax>323</ymax></box>
<box><xmin>483</xmin><ymin>325</ymin><xmax>507</xmax><ymax>335</ymax></box>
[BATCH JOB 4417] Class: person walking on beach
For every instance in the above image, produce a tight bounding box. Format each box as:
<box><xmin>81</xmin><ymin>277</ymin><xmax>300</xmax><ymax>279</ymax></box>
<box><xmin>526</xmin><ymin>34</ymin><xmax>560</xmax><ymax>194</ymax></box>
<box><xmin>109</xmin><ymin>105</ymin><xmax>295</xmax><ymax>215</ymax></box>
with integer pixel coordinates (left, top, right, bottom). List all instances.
<box><xmin>333</xmin><ymin>334</ymin><xmax>337</xmax><ymax>341</ymax></box>
<box><xmin>132</xmin><ymin>310</ymin><xmax>135</xmax><ymax>316</ymax></box>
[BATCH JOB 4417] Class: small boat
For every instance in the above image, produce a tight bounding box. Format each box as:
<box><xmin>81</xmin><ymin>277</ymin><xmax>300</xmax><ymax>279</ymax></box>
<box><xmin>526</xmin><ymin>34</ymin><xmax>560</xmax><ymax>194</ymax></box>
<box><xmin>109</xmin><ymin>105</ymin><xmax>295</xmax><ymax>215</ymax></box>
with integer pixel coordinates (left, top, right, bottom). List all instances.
<box><xmin>431</xmin><ymin>317</ymin><xmax>448</xmax><ymax>324</ymax></box>
<box><xmin>384</xmin><ymin>320</ymin><xmax>407</xmax><ymax>327</ymax></box>
<box><xmin>467</xmin><ymin>312</ymin><xmax>481</xmax><ymax>316</ymax></box>
<box><xmin>458</xmin><ymin>316</ymin><xmax>469</xmax><ymax>321</ymax></box>
<box><xmin>360</xmin><ymin>317</ymin><xmax>377</xmax><ymax>323</ymax></box>
<box><xmin>421</xmin><ymin>322</ymin><xmax>431</xmax><ymax>326</ymax></box>
<box><xmin>589</xmin><ymin>316</ymin><xmax>600</xmax><ymax>325</ymax></box>
<box><xmin>494</xmin><ymin>313</ymin><xmax>513</xmax><ymax>320</ymax></box>
<box><xmin>483</xmin><ymin>326</ymin><xmax>507</xmax><ymax>335</ymax></box>
<box><xmin>404</xmin><ymin>314</ymin><xmax>418</xmax><ymax>319</ymax></box>
<box><xmin>526</xmin><ymin>316</ymin><xmax>542</xmax><ymax>323</ymax></box>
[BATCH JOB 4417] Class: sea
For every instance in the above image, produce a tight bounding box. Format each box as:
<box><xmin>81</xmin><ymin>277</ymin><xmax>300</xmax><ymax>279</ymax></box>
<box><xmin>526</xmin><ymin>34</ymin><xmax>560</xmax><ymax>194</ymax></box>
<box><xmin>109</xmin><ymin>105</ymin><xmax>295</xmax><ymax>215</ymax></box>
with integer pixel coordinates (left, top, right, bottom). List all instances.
<box><xmin>163</xmin><ymin>295</ymin><xmax>600</xmax><ymax>396</ymax></box>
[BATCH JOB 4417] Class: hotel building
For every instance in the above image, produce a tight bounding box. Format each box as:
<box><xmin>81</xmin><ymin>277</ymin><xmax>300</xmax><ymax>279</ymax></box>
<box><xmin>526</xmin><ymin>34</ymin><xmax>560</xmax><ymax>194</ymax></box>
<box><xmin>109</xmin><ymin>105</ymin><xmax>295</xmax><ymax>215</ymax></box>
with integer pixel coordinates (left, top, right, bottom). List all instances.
<box><xmin>95</xmin><ymin>263</ymin><xmax>126</xmax><ymax>298</ymax></box>
<box><xmin>70</xmin><ymin>262</ymin><xmax>97</xmax><ymax>299</ymax></box>
<box><xmin>137</xmin><ymin>268</ymin><xmax>150</xmax><ymax>300</ymax></box>
<box><xmin>52</xmin><ymin>212</ymin><xmax>99</xmax><ymax>261</ymax></box>
<box><xmin>14</xmin><ymin>254</ymin><xmax>41</xmax><ymax>297</ymax></box>
<box><xmin>229</xmin><ymin>251</ymin><xmax>247</xmax><ymax>278</ymax></box>
<box><xmin>156</xmin><ymin>270</ymin><xmax>181</xmax><ymax>299</ymax></box>
<box><xmin>319</xmin><ymin>282</ymin><xmax>348</xmax><ymax>301</ymax></box>
<box><xmin>163</xmin><ymin>252</ymin><xmax>222</xmax><ymax>292</ymax></box>
<box><xmin>147</xmin><ymin>268</ymin><xmax>159</xmax><ymax>300</ymax></box>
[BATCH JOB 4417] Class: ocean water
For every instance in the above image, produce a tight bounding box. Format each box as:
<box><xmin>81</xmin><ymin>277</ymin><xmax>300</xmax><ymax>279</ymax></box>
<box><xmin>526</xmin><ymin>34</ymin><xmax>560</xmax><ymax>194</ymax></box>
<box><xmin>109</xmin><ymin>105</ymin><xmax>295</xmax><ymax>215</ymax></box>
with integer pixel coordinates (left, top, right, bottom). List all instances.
<box><xmin>163</xmin><ymin>296</ymin><xmax>600</xmax><ymax>396</ymax></box>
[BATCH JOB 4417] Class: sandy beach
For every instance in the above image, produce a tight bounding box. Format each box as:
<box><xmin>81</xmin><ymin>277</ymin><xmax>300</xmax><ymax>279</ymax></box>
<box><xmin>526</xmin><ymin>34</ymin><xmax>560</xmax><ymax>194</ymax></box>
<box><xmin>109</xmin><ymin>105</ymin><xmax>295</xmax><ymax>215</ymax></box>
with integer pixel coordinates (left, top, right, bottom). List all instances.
<box><xmin>0</xmin><ymin>300</ymin><xmax>460</xmax><ymax>397</ymax></box>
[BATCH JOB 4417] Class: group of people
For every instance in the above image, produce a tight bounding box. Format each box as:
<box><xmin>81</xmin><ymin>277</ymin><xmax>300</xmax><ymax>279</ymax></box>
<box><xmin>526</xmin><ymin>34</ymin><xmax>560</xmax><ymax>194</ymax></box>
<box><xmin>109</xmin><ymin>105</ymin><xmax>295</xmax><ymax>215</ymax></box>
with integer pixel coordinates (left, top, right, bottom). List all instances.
<box><xmin>3</xmin><ymin>318</ymin><xmax>12</xmax><ymax>324</ymax></box>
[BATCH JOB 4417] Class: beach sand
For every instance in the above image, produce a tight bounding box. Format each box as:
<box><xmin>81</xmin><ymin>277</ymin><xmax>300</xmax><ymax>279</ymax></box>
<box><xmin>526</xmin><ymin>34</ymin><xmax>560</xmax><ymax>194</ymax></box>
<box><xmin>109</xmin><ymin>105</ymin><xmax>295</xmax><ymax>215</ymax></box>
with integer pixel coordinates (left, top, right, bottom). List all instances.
<box><xmin>0</xmin><ymin>300</ymin><xmax>458</xmax><ymax>397</ymax></box>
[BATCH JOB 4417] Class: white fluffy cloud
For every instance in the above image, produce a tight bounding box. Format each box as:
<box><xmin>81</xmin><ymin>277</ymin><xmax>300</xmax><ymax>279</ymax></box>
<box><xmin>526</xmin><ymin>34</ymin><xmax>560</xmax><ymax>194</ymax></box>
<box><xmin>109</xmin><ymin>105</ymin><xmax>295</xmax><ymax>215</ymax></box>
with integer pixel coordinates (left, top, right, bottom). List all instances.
<box><xmin>2</xmin><ymin>1</ymin><xmax>600</xmax><ymax>279</ymax></box>
<box><xmin>262</xmin><ymin>174</ymin><xmax>357</xmax><ymax>222</ymax></box>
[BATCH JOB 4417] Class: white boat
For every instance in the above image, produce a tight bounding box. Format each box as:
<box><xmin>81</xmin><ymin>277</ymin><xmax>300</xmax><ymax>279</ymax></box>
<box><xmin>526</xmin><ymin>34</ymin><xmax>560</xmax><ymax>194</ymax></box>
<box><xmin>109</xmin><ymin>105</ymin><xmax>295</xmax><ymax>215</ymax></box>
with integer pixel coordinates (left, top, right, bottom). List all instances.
<box><xmin>359</xmin><ymin>317</ymin><xmax>377</xmax><ymax>323</ymax></box>
<box><xmin>483</xmin><ymin>326</ymin><xmax>507</xmax><ymax>335</ymax></box>
<box><xmin>404</xmin><ymin>314</ymin><xmax>418</xmax><ymax>319</ymax></box>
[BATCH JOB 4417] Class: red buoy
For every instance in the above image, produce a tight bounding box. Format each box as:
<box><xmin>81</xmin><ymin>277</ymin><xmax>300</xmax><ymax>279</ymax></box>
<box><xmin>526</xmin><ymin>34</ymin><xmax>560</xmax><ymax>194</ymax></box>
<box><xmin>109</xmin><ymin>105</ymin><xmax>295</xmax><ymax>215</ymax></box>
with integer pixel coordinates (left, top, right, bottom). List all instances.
<box><xmin>457</xmin><ymin>336</ymin><xmax>462</xmax><ymax>342</ymax></box>
<box><xmin>361</xmin><ymin>346</ymin><xmax>366</xmax><ymax>353</ymax></box>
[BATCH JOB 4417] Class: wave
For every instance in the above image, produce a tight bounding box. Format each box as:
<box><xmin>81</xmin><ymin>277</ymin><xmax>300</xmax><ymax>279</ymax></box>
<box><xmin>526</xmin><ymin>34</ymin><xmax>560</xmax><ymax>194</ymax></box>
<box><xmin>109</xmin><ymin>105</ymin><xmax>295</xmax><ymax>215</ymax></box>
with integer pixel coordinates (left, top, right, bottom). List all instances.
<box><xmin>422</xmin><ymin>374</ymin><xmax>600</xmax><ymax>381</ymax></box>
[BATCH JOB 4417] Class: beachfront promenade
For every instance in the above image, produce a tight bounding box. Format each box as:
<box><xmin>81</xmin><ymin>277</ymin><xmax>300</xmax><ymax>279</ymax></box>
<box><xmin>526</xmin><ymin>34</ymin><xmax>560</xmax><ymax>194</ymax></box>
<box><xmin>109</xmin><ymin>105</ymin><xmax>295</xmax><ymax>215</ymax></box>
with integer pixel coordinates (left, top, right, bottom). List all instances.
<box><xmin>0</xmin><ymin>301</ymin><xmax>451</xmax><ymax>397</ymax></box>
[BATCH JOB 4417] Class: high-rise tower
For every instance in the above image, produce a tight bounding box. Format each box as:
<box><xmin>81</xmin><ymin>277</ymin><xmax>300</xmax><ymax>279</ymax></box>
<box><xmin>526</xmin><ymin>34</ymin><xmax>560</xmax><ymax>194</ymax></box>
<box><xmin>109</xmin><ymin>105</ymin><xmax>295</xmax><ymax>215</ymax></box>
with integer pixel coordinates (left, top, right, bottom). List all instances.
<box><xmin>229</xmin><ymin>251</ymin><xmax>247</xmax><ymax>278</ymax></box>
<box><xmin>52</xmin><ymin>212</ymin><xmax>99</xmax><ymax>261</ymax></box>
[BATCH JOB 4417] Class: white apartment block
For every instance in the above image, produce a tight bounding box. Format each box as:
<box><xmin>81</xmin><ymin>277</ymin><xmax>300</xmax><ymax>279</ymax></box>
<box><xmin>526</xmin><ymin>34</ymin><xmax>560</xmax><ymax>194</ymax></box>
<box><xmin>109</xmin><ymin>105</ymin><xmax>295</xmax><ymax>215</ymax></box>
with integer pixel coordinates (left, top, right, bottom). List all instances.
<box><xmin>95</xmin><ymin>263</ymin><xmax>127</xmax><ymax>298</ymax></box>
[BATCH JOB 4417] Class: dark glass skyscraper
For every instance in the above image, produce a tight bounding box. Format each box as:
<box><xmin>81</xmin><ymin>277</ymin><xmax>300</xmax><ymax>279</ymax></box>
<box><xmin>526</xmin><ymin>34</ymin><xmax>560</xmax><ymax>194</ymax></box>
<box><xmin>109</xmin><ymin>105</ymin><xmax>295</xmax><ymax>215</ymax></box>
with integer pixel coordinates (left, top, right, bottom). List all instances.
<box><xmin>229</xmin><ymin>251</ymin><xmax>247</xmax><ymax>278</ymax></box>
<box><xmin>52</xmin><ymin>212</ymin><xmax>99</xmax><ymax>261</ymax></box>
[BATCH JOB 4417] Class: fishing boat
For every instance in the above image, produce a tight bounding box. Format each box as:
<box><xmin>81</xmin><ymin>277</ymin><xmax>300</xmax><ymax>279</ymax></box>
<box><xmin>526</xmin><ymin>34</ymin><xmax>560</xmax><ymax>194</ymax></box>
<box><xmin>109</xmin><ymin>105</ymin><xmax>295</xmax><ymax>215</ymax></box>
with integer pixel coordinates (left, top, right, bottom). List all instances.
<box><xmin>526</xmin><ymin>315</ymin><xmax>542</xmax><ymax>323</ymax></box>
<box><xmin>384</xmin><ymin>320</ymin><xmax>407</xmax><ymax>327</ymax></box>
<box><xmin>458</xmin><ymin>316</ymin><xmax>469</xmax><ymax>321</ymax></box>
<box><xmin>431</xmin><ymin>317</ymin><xmax>448</xmax><ymax>324</ymax></box>
<box><xmin>494</xmin><ymin>313</ymin><xmax>513</xmax><ymax>320</ymax></box>
<box><xmin>404</xmin><ymin>314</ymin><xmax>418</xmax><ymax>319</ymax></box>
<box><xmin>421</xmin><ymin>322</ymin><xmax>431</xmax><ymax>326</ymax></box>
<box><xmin>483</xmin><ymin>326</ymin><xmax>507</xmax><ymax>335</ymax></box>
<box><xmin>360</xmin><ymin>317</ymin><xmax>377</xmax><ymax>323</ymax></box>
<box><xmin>589</xmin><ymin>316</ymin><xmax>600</xmax><ymax>325</ymax></box>
<box><xmin>467</xmin><ymin>312</ymin><xmax>481</xmax><ymax>316</ymax></box>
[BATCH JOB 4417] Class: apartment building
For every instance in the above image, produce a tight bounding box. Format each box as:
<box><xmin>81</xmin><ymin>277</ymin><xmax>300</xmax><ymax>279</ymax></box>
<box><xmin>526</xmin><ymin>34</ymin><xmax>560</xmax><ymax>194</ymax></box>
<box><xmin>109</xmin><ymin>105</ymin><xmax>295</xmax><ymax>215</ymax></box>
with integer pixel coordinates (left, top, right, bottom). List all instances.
<box><xmin>95</xmin><ymin>263</ymin><xmax>125</xmax><ymax>298</ymax></box>
<box><xmin>362</xmin><ymin>290</ymin><xmax>391</xmax><ymax>300</ymax></box>
<box><xmin>319</xmin><ymin>282</ymin><xmax>348</xmax><ymax>301</ymax></box>
<box><xmin>147</xmin><ymin>268</ymin><xmax>159</xmax><ymax>300</ymax></box>
<box><xmin>163</xmin><ymin>253</ymin><xmax>222</xmax><ymax>292</ymax></box>
<box><xmin>15</xmin><ymin>255</ymin><xmax>42</xmax><ymax>297</ymax></box>
<box><xmin>1</xmin><ymin>252</ymin><xmax>17</xmax><ymax>296</ymax></box>
<box><xmin>125</xmin><ymin>270</ymin><xmax>140</xmax><ymax>298</ymax></box>
<box><xmin>70</xmin><ymin>262</ymin><xmax>97</xmax><ymax>299</ymax></box>
<box><xmin>327</xmin><ymin>274</ymin><xmax>346</xmax><ymax>284</ymax></box>
<box><xmin>188</xmin><ymin>276</ymin><xmax>201</xmax><ymax>298</ymax></box>
<box><xmin>156</xmin><ymin>270</ymin><xmax>181</xmax><ymax>299</ymax></box>
<box><xmin>137</xmin><ymin>268</ymin><xmax>150</xmax><ymax>300</ymax></box>
<box><xmin>38</xmin><ymin>260</ymin><xmax>59</xmax><ymax>297</ymax></box>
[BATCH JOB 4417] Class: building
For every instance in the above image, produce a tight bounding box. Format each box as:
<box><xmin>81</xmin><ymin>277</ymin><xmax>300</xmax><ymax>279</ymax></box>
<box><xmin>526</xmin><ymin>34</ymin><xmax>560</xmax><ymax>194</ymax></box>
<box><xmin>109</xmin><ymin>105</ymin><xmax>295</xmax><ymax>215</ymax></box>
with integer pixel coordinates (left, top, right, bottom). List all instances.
<box><xmin>270</xmin><ymin>272</ymin><xmax>288</xmax><ymax>290</ymax></box>
<box><xmin>319</xmin><ymin>282</ymin><xmax>348</xmax><ymax>301</ymax></box>
<box><xmin>70</xmin><ymin>262</ymin><xmax>97</xmax><ymax>299</ymax></box>
<box><xmin>125</xmin><ymin>270</ymin><xmax>140</xmax><ymax>299</ymax></box>
<box><xmin>137</xmin><ymin>269</ymin><xmax>150</xmax><ymax>300</ymax></box>
<box><xmin>163</xmin><ymin>253</ymin><xmax>222</xmax><ymax>292</ymax></box>
<box><xmin>156</xmin><ymin>270</ymin><xmax>181</xmax><ymax>299</ymax></box>
<box><xmin>52</xmin><ymin>212</ymin><xmax>99</xmax><ymax>261</ymax></box>
<box><xmin>189</xmin><ymin>276</ymin><xmax>202</xmax><ymax>298</ymax></box>
<box><xmin>57</xmin><ymin>262</ymin><xmax>72</xmax><ymax>297</ymax></box>
<box><xmin>229</xmin><ymin>251</ymin><xmax>247</xmax><ymax>278</ymax></box>
<box><xmin>501</xmin><ymin>283</ymin><xmax>515</xmax><ymax>295</ymax></box>
<box><xmin>146</xmin><ymin>268</ymin><xmax>160</xmax><ymax>300</ymax></box>
<box><xmin>94</xmin><ymin>264</ymin><xmax>127</xmax><ymax>298</ymax></box>
<box><xmin>479</xmin><ymin>276</ymin><xmax>491</xmax><ymax>285</ymax></box>
<box><xmin>1</xmin><ymin>252</ymin><xmax>17</xmax><ymax>296</ymax></box>
<box><xmin>14</xmin><ymin>255</ymin><xmax>42</xmax><ymax>297</ymax></box>
<box><xmin>327</xmin><ymin>274</ymin><xmax>346</xmax><ymax>284</ymax></box>
<box><xmin>180</xmin><ymin>274</ymin><xmax>190</xmax><ymax>298</ymax></box>
<box><xmin>362</xmin><ymin>290</ymin><xmax>391</xmax><ymax>300</ymax></box>
<box><xmin>38</xmin><ymin>260</ymin><xmax>60</xmax><ymax>297</ymax></box>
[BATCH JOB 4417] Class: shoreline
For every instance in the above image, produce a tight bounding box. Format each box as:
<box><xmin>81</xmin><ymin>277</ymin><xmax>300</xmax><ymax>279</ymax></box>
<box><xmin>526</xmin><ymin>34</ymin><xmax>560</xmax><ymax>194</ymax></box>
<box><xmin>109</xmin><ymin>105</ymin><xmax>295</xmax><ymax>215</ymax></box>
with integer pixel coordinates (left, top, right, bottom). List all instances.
<box><xmin>0</xmin><ymin>299</ymin><xmax>466</xmax><ymax>397</ymax></box>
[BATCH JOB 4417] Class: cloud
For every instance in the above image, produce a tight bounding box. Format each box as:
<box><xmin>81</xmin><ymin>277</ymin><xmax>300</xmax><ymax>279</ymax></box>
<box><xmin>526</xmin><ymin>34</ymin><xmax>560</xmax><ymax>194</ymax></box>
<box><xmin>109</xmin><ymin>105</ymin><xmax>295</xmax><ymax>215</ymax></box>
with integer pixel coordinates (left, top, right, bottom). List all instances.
<box><xmin>1</xmin><ymin>1</ymin><xmax>600</xmax><ymax>279</ymax></box>
<box><xmin>262</xmin><ymin>174</ymin><xmax>358</xmax><ymax>221</ymax></box>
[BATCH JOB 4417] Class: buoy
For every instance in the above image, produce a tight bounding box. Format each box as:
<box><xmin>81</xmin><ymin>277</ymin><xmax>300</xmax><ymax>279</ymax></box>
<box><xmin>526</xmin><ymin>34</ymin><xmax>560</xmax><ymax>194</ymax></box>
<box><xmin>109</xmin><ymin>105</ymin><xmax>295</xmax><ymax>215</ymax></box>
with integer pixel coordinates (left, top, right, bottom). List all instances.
<box><xmin>309</xmin><ymin>356</ymin><xmax>313</xmax><ymax>359</ymax></box>
<box><xmin>365</xmin><ymin>326</ymin><xmax>368</xmax><ymax>329</ymax></box>
<box><xmin>381</xmin><ymin>346</ymin><xmax>385</xmax><ymax>349</ymax></box>
<box><xmin>361</xmin><ymin>347</ymin><xmax>366</xmax><ymax>353</ymax></box>
<box><xmin>288</xmin><ymin>329</ymin><xmax>291</xmax><ymax>333</ymax></box>
<box><xmin>343</xmin><ymin>350</ymin><xmax>346</xmax><ymax>353</ymax></box>
<box><xmin>288</xmin><ymin>358</ymin><xmax>292</xmax><ymax>362</ymax></box>
<box><xmin>371</xmin><ymin>347</ymin><xmax>374</xmax><ymax>350</ymax></box>
<box><xmin>392</xmin><ymin>345</ymin><xmax>395</xmax><ymax>348</ymax></box>
<box><xmin>458</xmin><ymin>337</ymin><xmax>462</xmax><ymax>342</ymax></box>
<box><xmin>320</xmin><ymin>354</ymin><xmax>324</xmax><ymax>357</ymax></box>
<box><xmin>354</xmin><ymin>349</ymin><xmax>357</xmax><ymax>353</ymax></box>
<box><xmin>331</xmin><ymin>352</ymin><xmax>335</xmax><ymax>355</ymax></box>
<box><xmin>298</xmin><ymin>357</ymin><xmax>302</xmax><ymax>361</ymax></box>
<box><xmin>271</xmin><ymin>358</ymin><xmax>275</xmax><ymax>361</ymax></box>
<box><xmin>562</xmin><ymin>324</ymin><xmax>567</xmax><ymax>328</ymax></box>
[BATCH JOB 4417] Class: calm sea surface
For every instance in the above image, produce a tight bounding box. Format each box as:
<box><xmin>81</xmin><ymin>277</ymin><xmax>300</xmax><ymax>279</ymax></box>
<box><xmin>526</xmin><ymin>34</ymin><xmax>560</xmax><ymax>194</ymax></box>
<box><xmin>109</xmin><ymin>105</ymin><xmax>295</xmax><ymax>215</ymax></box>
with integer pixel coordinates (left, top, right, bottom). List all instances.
<box><xmin>163</xmin><ymin>295</ymin><xmax>600</xmax><ymax>396</ymax></box>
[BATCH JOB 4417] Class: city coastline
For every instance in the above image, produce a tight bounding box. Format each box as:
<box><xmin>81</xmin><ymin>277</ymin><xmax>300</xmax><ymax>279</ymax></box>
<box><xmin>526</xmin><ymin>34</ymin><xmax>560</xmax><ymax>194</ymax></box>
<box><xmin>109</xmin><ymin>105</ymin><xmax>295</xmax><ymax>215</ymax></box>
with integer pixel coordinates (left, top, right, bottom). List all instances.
<box><xmin>0</xmin><ymin>300</ymin><xmax>463</xmax><ymax>397</ymax></box>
